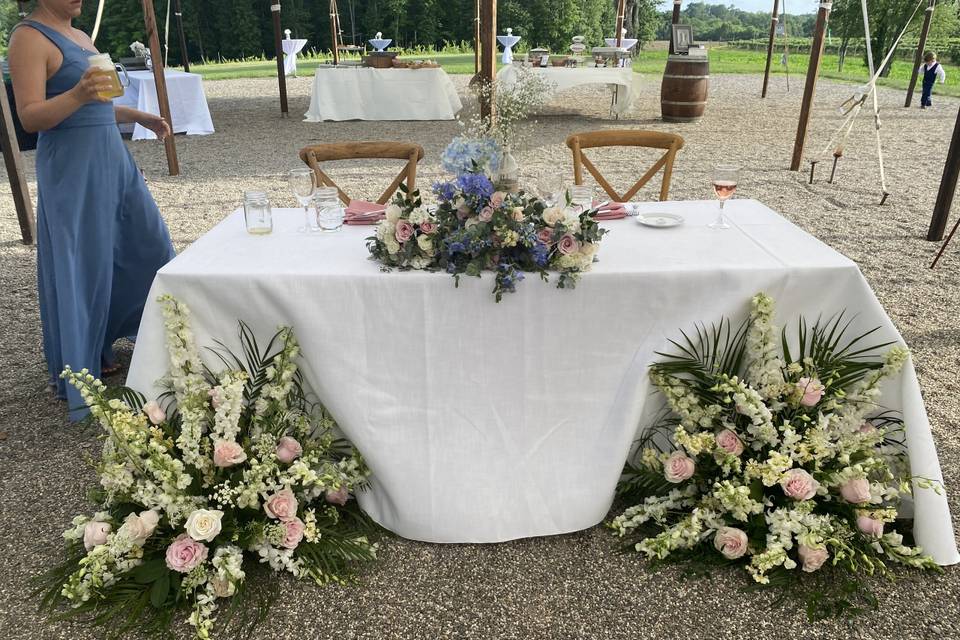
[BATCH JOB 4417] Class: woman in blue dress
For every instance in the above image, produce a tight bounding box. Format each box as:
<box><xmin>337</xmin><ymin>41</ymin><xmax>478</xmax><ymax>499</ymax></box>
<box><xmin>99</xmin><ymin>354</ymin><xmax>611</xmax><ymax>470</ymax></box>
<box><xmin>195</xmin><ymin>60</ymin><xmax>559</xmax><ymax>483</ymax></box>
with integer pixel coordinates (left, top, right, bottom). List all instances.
<box><xmin>8</xmin><ymin>0</ymin><xmax>176</xmax><ymax>418</ymax></box>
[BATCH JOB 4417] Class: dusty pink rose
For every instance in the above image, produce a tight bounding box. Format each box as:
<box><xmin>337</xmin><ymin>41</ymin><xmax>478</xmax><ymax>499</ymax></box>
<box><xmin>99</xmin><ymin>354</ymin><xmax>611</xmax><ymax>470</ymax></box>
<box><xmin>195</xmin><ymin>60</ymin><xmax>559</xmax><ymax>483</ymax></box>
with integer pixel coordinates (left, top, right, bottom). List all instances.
<box><xmin>780</xmin><ymin>468</ymin><xmax>819</xmax><ymax>501</ymax></box>
<box><xmin>142</xmin><ymin>400</ymin><xmax>166</xmax><ymax>425</ymax></box>
<box><xmin>264</xmin><ymin>488</ymin><xmax>298</xmax><ymax>520</ymax></box>
<box><xmin>395</xmin><ymin>219</ymin><xmax>415</xmax><ymax>243</ymax></box>
<box><xmin>165</xmin><ymin>534</ymin><xmax>208</xmax><ymax>573</ymax></box>
<box><xmin>490</xmin><ymin>191</ymin><xmax>505</xmax><ymax>208</ymax></box>
<box><xmin>664</xmin><ymin>451</ymin><xmax>695</xmax><ymax>483</ymax></box>
<box><xmin>796</xmin><ymin>377</ymin><xmax>825</xmax><ymax>407</ymax></box>
<box><xmin>713</xmin><ymin>526</ymin><xmax>749</xmax><ymax>559</ymax></box>
<box><xmin>325</xmin><ymin>486</ymin><xmax>350</xmax><ymax>506</ymax></box>
<box><xmin>213</xmin><ymin>440</ymin><xmax>247</xmax><ymax>468</ymax></box>
<box><xmin>557</xmin><ymin>234</ymin><xmax>580</xmax><ymax>256</ymax></box>
<box><xmin>537</xmin><ymin>228</ymin><xmax>554</xmax><ymax>245</ymax></box>
<box><xmin>276</xmin><ymin>436</ymin><xmax>303</xmax><ymax>464</ymax></box>
<box><xmin>83</xmin><ymin>520</ymin><xmax>112</xmax><ymax>551</ymax></box>
<box><xmin>715</xmin><ymin>429</ymin><xmax>744</xmax><ymax>456</ymax></box>
<box><xmin>840</xmin><ymin>478</ymin><xmax>872</xmax><ymax>504</ymax></box>
<box><xmin>857</xmin><ymin>514</ymin><xmax>884</xmax><ymax>538</ymax></box>
<box><xmin>420</xmin><ymin>221</ymin><xmax>437</xmax><ymax>235</ymax></box>
<box><xmin>859</xmin><ymin>422</ymin><xmax>876</xmax><ymax>434</ymax></box>
<box><xmin>798</xmin><ymin>545</ymin><xmax>830</xmax><ymax>572</ymax></box>
<box><xmin>511</xmin><ymin>206</ymin><xmax>525</xmax><ymax>221</ymax></box>
<box><xmin>479</xmin><ymin>206</ymin><xmax>494</xmax><ymax>222</ymax></box>
<box><xmin>281</xmin><ymin>517</ymin><xmax>305</xmax><ymax>549</ymax></box>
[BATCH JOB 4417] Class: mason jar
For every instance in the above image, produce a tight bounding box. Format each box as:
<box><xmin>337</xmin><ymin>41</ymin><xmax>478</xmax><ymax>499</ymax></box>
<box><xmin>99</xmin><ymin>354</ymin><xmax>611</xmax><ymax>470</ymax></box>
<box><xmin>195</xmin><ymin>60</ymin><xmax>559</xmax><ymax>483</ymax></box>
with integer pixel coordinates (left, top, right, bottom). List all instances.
<box><xmin>243</xmin><ymin>191</ymin><xmax>273</xmax><ymax>235</ymax></box>
<box><xmin>313</xmin><ymin>187</ymin><xmax>344</xmax><ymax>233</ymax></box>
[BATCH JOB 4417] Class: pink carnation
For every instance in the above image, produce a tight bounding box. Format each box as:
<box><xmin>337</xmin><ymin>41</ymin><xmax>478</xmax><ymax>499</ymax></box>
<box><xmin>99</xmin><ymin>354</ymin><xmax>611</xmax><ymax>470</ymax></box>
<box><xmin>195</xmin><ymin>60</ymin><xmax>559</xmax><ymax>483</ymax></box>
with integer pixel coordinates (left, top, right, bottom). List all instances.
<box><xmin>165</xmin><ymin>534</ymin><xmax>208</xmax><ymax>573</ymax></box>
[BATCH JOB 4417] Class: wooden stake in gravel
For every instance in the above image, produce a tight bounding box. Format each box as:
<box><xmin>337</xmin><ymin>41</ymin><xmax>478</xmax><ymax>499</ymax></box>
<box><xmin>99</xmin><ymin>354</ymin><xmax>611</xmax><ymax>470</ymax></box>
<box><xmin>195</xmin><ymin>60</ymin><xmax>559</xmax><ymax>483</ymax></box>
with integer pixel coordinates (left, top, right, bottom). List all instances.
<box><xmin>141</xmin><ymin>0</ymin><xmax>180</xmax><ymax>175</ymax></box>
<box><xmin>790</xmin><ymin>1</ymin><xmax>831</xmax><ymax>171</ymax></box>
<box><xmin>761</xmin><ymin>0</ymin><xmax>780</xmax><ymax>98</ymax></box>
<box><xmin>905</xmin><ymin>0</ymin><xmax>935</xmax><ymax>108</ymax></box>
<box><xmin>929</xmin><ymin>106</ymin><xmax>960</xmax><ymax>266</ymax></box>
<box><xmin>479</xmin><ymin>0</ymin><xmax>496</xmax><ymax>124</ymax></box>
<box><xmin>271</xmin><ymin>1</ymin><xmax>289</xmax><ymax>114</ymax></box>
<box><xmin>0</xmin><ymin>77</ymin><xmax>35</xmax><ymax>244</ymax></box>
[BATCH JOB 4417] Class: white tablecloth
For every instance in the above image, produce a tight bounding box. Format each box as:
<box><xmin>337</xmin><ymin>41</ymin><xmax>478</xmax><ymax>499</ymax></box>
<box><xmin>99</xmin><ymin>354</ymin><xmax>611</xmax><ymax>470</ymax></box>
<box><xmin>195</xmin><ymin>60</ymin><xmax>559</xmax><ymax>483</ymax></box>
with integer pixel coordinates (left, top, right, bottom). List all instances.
<box><xmin>304</xmin><ymin>67</ymin><xmax>463</xmax><ymax>122</ymax></box>
<box><xmin>282</xmin><ymin>38</ymin><xmax>308</xmax><ymax>76</ymax></box>
<box><xmin>497</xmin><ymin>65</ymin><xmax>638</xmax><ymax>115</ymax></box>
<box><xmin>114</xmin><ymin>69</ymin><xmax>214</xmax><ymax>140</ymax></box>
<box><xmin>126</xmin><ymin>200</ymin><xmax>958</xmax><ymax>563</ymax></box>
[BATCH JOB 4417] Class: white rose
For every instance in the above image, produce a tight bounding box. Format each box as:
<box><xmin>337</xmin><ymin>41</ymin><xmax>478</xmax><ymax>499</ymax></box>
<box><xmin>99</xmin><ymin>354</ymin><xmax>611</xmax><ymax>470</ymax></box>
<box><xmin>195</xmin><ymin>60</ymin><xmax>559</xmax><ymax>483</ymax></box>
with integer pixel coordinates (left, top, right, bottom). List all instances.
<box><xmin>184</xmin><ymin>509</ymin><xmax>224</xmax><ymax>542</ymax></box>
<box><xmin>416</xmin><ymin>234</ymin><xmax>433</xmax><ymax>252</ymax></box>
<box><xmin>408</xmin><ymin>207</ymin><xmax>428</xmax><ymax>225</ymax></box>
<box><xmin>385</xmin><ymin>237</ymin><xmax>401</xmax><ymax>255</ymax></box>
<box><xmin>561</xmin><ymin>212</ymin><xmax>582</xmax><ymax>233</ymax></box>
<box><xmin>385</xmin><ymin>204</ymin><xmax>402</xmax><ymax>223</ymax></box>
<box><xmin>542</xmin><ymin>207</ymin><xmax>564</xmax><ymax>226</ymax></box>
<box><xmin>142</xmin><ymin>400</ymin><xmax>166</xmax><ymax>425</ymax></box>
<box><xmin>120</xmin><ymin>510</ymin><xmax>160</xmax><ymax>546</ymax></box>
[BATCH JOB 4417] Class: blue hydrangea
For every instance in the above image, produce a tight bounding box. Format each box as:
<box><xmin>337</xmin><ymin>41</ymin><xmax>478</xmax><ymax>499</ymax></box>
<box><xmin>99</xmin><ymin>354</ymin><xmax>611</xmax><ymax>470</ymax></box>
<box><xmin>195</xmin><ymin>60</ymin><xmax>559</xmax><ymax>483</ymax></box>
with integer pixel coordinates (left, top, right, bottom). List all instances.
<box><xmin>456</xmin><ymin>173</ymin><xmax>494</xmax><ymax>200</ymax></box>
<box><xmin>433</xmin><ymin>181</ymin><xmax>457</xmax><ymax>202</ymax></box>
<box><xmin>441</xmin><ymin>136</ymin><xmax>502</xmax><ymax>176</ymax></box>
<box><xmin>531</xmin><ymin>242</ymin><xmax>549</xmax><ymax>267</ymax></box>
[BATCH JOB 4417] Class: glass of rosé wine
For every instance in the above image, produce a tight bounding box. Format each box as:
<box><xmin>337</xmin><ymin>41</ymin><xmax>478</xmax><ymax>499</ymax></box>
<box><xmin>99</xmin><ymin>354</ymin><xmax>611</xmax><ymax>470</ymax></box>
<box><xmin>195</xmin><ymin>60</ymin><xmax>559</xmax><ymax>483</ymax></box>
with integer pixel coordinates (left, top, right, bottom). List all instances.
<box><xmin>709</xmin><ymin>164</ymin><xmax>740</xmax><ymax>230</ymax></box>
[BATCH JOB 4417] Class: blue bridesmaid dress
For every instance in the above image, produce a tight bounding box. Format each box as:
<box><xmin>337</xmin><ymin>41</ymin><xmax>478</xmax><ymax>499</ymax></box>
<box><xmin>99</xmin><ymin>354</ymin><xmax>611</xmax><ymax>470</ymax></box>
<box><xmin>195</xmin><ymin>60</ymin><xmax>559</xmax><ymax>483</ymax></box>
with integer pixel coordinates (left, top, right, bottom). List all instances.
<box><xmin>17</xmin><ymin>20</ymin><xmax>175</xmax><ymax>419</ymax></box>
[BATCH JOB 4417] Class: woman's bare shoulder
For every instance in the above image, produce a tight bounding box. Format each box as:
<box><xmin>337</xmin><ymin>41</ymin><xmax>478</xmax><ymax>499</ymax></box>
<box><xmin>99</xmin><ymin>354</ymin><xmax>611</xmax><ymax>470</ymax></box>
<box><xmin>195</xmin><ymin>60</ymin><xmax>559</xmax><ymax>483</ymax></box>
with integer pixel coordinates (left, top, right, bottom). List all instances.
<box><xmin>8</xmin><ymin>22</ymin><xmax>54</xmax><ymax>54</ymax></box>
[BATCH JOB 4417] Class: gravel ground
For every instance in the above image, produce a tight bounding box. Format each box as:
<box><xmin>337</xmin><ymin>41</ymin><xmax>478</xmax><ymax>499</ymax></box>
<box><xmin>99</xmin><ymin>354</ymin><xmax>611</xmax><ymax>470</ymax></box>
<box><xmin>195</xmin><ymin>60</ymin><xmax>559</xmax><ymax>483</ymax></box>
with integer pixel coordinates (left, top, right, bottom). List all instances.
<box><xmin>1</xmin><ymin>73</ymin><xmax>959</xmax><ymax>640</ymax></box>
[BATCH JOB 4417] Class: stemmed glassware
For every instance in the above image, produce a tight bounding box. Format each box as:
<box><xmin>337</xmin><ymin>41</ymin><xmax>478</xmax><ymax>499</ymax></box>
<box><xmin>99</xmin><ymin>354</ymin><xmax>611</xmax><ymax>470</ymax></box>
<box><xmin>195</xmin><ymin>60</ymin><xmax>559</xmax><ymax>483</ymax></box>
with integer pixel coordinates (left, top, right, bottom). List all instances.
<box><xmin>288</xmin><ymin>168</ymin><xmax>316</xmax><ymax>233</ymax></box>
<box><xmin>710</xmin><ymin>164</ymin><xmax>740</xmax><ymax>230</ymax></box>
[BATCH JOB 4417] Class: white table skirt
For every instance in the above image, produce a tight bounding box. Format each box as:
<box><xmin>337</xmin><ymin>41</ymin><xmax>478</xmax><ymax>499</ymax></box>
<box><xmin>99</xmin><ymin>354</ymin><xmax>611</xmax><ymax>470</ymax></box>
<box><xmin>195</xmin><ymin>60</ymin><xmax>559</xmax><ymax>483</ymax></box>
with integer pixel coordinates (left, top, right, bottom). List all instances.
<box><xmin>127</xmin><ymin>200</ymin><xmax>958</xmax><ymax>563</ymax></box>
<box><xmin>282</xmin><ymin>39</ymin><xmax>308</xmax><ymax>76</ymax></box>
<box><xmin>497</xmin><ymin>65</ymin><xmax>638</xmax><ymax>115</ymax></box>
<box><xmin>114</xmin><ymin>70</ymin><xmax>214</xmax><ymax>140</ymax></box>
<box><xmin>304</xmin><ymin>67</ymin><xmax>463</xmax><ymax>122</ymax></box>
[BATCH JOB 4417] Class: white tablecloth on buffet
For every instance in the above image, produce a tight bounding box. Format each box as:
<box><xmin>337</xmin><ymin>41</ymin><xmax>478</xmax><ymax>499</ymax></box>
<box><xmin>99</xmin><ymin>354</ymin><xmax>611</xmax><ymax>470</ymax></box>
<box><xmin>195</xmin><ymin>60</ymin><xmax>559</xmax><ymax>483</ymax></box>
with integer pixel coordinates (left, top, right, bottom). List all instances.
<box><xmin>127</xmin><ymin>200</ymin><xmax>958</xmax><ymax>563</ymax></box>
<box><xmin>113</xmin><ymin>69</ymin><xmax>214</xmax><ymax>140</ymax></box>
<box><xmin>497</xmin><ymin>65</ymin><xmax>638</xmax><ymax>115</ymax></box>
<box><xmin>282</xmin><ymin>38</ymin><xmax>308</xmax><ymax>76</ymax></box>
<box><xmin>304</xmin><ymin>67</ymin><xmax>463</xmax><ymax>121</ymax></box>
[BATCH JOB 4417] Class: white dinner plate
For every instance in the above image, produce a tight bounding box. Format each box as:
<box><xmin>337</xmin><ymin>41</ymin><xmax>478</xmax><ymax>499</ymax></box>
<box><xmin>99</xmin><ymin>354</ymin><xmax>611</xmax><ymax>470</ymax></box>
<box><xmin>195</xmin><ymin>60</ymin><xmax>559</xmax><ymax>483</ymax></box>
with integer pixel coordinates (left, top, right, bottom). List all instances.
<box><xmin>636</xmin><ymin>212</ymin><xmax>684</xmax><ymax>228</ymax></box>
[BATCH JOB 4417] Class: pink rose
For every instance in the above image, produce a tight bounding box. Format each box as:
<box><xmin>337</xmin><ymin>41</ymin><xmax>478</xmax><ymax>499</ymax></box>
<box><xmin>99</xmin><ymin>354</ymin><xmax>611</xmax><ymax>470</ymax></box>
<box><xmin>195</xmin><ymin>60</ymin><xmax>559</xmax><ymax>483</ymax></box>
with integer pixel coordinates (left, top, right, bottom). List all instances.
<box><xmin>664</xmin><ymin>451</ymin><xmax>695</xmax><ymax>483</ymax></box>
<box><xmin>857</xmin><ymin>514</ymin><xmax>884</xmax><ymax>538</ymax></box>
<box><xmin>715</xmin><ymin>429</ymin><xmax>744</xmax><ymax>456</ymax></box>
<box><xmin>207</xmin><ymin>387</ymin><xmax>222</xmax><ymax>409</ymax></box>
<box><xmin>490</xmin><ymin>191</ymin><xmax>505</xmax><ymax>208</ymax></box>
<box><xmin>325</xmin><ymin>485</ymin><xmax>350</xmax><ymax>506</ymax></box>
<box><xmin>859</xmin><ymin>422</ymin><xmax>876</xmax><ymax>434</ymax></box>
<box><xmin>264</xmin><ymin>488</ymin><xmax>298</xmax><ymax>520</ymax></box>
<box><xmin>281</xmin><ymin>517</ymin><xmax>305</xmax><ymax>549</ymax></box>
<box><xmin>557</xmin><ymin>234</ymin><xmax>580</xmax><ymax>256</ymax></box>
<box><xmin>840</xmin><ymin>478</ymin><xmax>871</xmax><ymax>504</ymax></box>
<box><xmin>142</xmin><ymin>400</ymin><xmax>166</xmax><ymax>425</ymax></box>
<box><xmin>537</xmin><ymin>228</ymin><xmax>554</xmax><ymax>245</ymax></box>
<box><xmin>213</xmin><ymin>440</ymin><xmax>247</xmax><ymax>468</ymax></box>
<box><xmin>479</xmin><ymin>206</ymin><xmax>494</xmax><ymax>222</ymax></box>
<box><xmin>395</xmin><ymin>219</ymin><xmax>415</xmax><ymax>243</ymax></box>
<box><xmin>713</xmin><ymin>526</ymin><xmax>749</xmax><ymax>559</ymax></box>
<box><xmin>83</xmin><ymin>519</ymin><xmax>112</xmax><ymax>551</ymax></box>
<box><xmin>780</xmin><ymin>468</ymin><xmax>819</xmax><ymax>501</ymax></box>
<box><xmin>164</xmin><ymin>533</ymin><xmax>208</xmax><ymax>573</ymax></box>
<box><xmin>798</xmin><ymin>545</ymin><xmax>829</xmax><ymax>572</ymax></box>
<box><xmin>797</xmin><ymin>377</ymin><xmax>825</xmax><ymax>407</ymax></box>
<box><xmin>276</xmin><ymin>436</ymin><xmax>303</xmax><ymax>464</ymax></box>
<box><xmin>420</xmin><ymin>221</ymin><xmax>437</xmax><ymax>235</ymax></box>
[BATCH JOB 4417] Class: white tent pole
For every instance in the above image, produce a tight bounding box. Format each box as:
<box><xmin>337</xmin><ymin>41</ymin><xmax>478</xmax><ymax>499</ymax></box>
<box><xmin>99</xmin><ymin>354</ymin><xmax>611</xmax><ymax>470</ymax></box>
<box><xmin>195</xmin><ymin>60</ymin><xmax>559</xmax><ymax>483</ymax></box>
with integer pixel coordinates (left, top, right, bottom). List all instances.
<box><xmin>91</xmin><ymin>0</ymin><xmax>106</xmax><ymax>42</ymax></box>
<box><xmin>164</xmin><ymin>0</ymin><xmax>171</xmax><ymax>67</ymax></box>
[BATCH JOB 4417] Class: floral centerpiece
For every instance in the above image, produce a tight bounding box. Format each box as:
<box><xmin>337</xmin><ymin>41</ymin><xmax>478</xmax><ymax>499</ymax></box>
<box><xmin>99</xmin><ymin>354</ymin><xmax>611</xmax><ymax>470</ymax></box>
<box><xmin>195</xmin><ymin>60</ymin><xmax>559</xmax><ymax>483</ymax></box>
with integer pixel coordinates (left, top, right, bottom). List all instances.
<box><xmin>611</xmin><ymin>293</ymin><xmax>939</xmax><ymax>617</ymax></box>
<box><xmin>36</xmin><ymin>296</ymin><xmax>377</xmax><ymax>639</ymax></box>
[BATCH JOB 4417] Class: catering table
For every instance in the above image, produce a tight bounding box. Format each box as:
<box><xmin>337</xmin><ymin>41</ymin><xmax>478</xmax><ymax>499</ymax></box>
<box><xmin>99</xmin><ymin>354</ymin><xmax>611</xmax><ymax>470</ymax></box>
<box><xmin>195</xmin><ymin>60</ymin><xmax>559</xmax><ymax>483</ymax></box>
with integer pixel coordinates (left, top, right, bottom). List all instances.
<box><xmin>114</xmin><ymin>69</ymin><xmax>214</xmax><ymax>140</ymax></box>
<box><xmin>304</xmin><ymin>67</ymin><xmax>463</xmax><ymax>122</ymax></box>
<box><xmin>126</xmin><ymin>200</ymin><xmax>958</xmax><ymax>564</ymax></box>
<box><xmin>497</xmin><ymin>64</ymin><xmax>638</xmax><ymax>116</ymax></box>
<box><xmin>282</xmin><ymin>38</ymin><xmax>308</xmax><ymax>76</ymax></box>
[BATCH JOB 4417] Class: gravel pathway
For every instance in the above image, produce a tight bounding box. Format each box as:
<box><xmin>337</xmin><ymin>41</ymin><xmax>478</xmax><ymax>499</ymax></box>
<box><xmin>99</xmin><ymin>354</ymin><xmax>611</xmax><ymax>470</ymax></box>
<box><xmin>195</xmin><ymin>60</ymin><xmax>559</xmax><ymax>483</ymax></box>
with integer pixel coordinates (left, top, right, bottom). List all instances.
<box><xmin>1</xmin><ymin>73</ymin><xmax>958</xmax><ymax>640</ymax></box>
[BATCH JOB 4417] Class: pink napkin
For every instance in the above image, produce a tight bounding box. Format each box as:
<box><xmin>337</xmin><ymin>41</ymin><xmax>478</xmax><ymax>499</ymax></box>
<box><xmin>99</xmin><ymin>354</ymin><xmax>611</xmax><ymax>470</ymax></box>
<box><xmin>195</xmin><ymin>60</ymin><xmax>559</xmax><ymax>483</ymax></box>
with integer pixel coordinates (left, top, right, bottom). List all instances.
<box><xmin>592</xmin><ymin>201</ymin><xmax>628</xmax><ymax>220</ymax></box>
<box><xmin>344</xmin><ymin>200</ymin><xmax>386</xmax><ymax>225</ymax></box>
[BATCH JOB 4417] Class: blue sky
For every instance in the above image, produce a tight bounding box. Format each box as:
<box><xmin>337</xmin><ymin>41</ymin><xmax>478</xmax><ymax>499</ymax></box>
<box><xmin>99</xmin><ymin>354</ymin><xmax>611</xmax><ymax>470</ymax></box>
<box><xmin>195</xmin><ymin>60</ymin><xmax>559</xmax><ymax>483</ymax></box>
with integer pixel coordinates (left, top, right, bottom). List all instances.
<box><xmin>659</xmin><ymin>0</ymin><xmax>817</xmax><ymax>14</ymax></box>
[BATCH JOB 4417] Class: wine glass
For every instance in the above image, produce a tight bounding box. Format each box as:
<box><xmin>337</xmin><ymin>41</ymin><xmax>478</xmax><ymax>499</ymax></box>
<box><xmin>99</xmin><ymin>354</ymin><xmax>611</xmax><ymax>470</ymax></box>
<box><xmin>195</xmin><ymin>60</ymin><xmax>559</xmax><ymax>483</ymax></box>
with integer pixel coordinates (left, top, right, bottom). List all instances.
<box><xmin>710</xmin><ymin>164</ymin><xmax>740</xmax><ymax>230</ymax></box>
<box><xmin>288</xmin><ymin>168</ymin><xmax>316</xmax><ymax>232</ymax></box>
<box><xmin>537</xmin><ymin>171</ymin><xmax>564</xmax><ymax>207</ymax></box>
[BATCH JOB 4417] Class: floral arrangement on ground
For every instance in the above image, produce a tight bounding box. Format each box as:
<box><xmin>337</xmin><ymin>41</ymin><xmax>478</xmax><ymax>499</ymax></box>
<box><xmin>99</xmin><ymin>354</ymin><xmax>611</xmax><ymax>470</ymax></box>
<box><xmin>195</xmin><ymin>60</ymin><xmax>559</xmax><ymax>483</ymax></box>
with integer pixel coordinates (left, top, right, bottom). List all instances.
<box><xmin>35</xmin><ymin>296</ymin><xmax>377</xmax><ymax>639</ymax></box>
<box><xmin>611</xmin><ymin>293</ymin><xmax>940</xmax><ymax>619</ymax></box>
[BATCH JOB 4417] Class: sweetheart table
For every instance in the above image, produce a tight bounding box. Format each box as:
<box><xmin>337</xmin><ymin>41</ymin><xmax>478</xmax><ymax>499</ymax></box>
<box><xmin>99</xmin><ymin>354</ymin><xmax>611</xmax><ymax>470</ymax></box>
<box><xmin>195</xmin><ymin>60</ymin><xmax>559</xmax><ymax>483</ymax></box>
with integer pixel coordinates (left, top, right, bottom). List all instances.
<box><xmin>126</xmin><ymin>199</ymin><xmax>958</xmax><ymax>564</ymax></box>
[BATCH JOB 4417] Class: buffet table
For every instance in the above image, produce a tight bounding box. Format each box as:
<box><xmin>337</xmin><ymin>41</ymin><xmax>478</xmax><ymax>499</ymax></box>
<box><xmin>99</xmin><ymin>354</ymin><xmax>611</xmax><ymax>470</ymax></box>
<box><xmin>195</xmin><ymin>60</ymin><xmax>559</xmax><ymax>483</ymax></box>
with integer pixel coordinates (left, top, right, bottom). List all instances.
<box><xmin>126</xmin><ymin>199</ymin><xmax>958</xmax><ymax>564</ymax></box>
<box><xmin>305</xmin><ymin>67</ymin><xmax>463</xmax><ymax>121</ymax></box>
<box><xmin>114</xmin><ymin>69</ymin><xmax>214</xmax><ymax>141</ymax></box>
<box><xmin>497</xmin><ymin>65</ymin><xmax>638</xmax><ymax>115</ymax></box>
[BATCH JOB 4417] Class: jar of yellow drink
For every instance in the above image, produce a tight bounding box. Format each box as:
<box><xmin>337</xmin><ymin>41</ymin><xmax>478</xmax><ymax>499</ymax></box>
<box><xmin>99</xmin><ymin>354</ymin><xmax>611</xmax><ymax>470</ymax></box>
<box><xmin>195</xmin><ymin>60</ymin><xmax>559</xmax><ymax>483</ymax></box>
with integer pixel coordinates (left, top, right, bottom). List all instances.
<box><xmin>87</xmin><ymin>53</ymin><xmax>124</xmax><ymax>99</ymax></box>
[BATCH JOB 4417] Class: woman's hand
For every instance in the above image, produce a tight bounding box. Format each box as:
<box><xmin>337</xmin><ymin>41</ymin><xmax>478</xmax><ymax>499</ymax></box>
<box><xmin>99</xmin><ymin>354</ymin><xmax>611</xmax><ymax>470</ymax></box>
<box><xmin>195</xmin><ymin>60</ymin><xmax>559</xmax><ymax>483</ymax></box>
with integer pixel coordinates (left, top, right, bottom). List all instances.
<box><xmin>70</xmin><ymin>68</ymin><xmax>114</xmax><ymax>104</ymax></box>
<box><xmin>138</xmin><ymin>113</ymin><xmax>172</xmax><ymax>140</ymax></box>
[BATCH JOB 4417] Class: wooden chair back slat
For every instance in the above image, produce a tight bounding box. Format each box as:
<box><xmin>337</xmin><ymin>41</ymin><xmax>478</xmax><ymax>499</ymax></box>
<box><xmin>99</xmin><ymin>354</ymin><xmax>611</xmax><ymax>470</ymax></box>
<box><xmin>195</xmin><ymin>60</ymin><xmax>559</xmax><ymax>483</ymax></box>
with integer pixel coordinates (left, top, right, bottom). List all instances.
<box><xmin>299</xmin><ymin>142</ymin><xmax>425</xmax><ymax>205</ymax></box>
<box><xmin>565</xmin><ymin>130</ymin><xmax>684</xmax><ymax>202</ymax></box>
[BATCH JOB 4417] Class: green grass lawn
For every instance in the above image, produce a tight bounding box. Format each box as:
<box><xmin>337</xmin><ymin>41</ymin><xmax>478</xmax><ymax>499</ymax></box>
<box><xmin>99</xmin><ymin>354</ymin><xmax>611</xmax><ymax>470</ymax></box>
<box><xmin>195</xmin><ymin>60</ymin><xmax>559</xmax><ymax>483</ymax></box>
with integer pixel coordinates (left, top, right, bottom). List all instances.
<box><xmin>189</xmin><ymin>46</ymin><xmax>959</xmax><ymax>98</ymax></box>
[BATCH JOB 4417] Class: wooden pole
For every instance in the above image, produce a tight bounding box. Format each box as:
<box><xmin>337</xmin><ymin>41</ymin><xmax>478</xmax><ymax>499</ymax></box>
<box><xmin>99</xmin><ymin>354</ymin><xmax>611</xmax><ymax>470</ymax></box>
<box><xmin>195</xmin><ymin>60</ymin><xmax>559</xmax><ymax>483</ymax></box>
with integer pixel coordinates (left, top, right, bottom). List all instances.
<box><xmin>172</xmin><ymin>0</ymin><xmax>189</xmax><ymax>72</ymax></box>
<box><xmin>270</xmin><ymin>2</ymin><xmax>289</xmax><ymax>114</ymax></box>
<box><xmin>928</xmin><ymin>105</ymin><xmax>960</xmax><ymax>244</ymax></box>
<box><xmin>615</xmin><ymin>0</ymin><xmax>626</xmax><ymax>46</ymax></box>
<box><xmin>329</xmin><ymin>0</ymin><xmax>341</xmax><ymax>65</ymax></box>
<box><xmin>905</xmin><ymin>0</ymin><xmax>935</xmax><ymax>108</ymax></box>
<box><xmin>479</xmin><ymin>0</ymin><xmax>497</xmax><ymax>122</ymax></box>
<box><xmin>789</xmin><ymin>1</ymin><xmax>831</xmax><ymax>171</ymax></box>
<box><xmin>669</xmin><ymin>0</ymin><xmax>681</xmax><ymax>54</ymax></box>
<box><xmin>0</xmin><ymin>81</ymin><xmax>35</xmax><ymax>244</ymax></box>
<box><xmin>141</xmin><ymin>0</ymin><xmax>179</xmax><ymax>176</ymax></box>
<box><xmin>761</xmin><ymin>0</ymin><xmax>780</xmax><ymax>98</ymax></box>
<box><xmin>474</xmin><ymin>0</ymin><xmax>481</xmax><ymax>74</ymax></box>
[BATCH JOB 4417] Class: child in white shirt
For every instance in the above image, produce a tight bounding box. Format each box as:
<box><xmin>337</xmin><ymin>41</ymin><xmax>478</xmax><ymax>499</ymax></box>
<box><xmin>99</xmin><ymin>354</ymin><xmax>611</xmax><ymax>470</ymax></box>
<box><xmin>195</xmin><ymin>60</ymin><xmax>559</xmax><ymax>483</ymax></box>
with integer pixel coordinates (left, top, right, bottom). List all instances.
<box><xmin>919</xmin><ymin>51</ymin><xmax>946</xmax><ymax>109</ymax></box>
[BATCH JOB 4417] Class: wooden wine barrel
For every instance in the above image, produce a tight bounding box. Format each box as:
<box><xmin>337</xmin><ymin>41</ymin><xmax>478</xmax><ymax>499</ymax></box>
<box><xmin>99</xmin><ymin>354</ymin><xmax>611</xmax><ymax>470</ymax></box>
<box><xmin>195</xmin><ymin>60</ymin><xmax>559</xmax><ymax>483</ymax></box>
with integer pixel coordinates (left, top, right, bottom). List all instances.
<box><xmin>660</xmin><ymin>55</ymin><xmax>710</xmax><ymax>123</ymax></box>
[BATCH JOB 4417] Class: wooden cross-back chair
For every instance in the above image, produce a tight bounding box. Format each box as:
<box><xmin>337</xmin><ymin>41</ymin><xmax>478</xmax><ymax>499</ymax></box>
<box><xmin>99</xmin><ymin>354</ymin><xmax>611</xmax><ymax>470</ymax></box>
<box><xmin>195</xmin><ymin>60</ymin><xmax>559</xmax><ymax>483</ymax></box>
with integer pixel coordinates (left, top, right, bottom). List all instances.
<box><xmin>566</xmin><ymin>130</ymin><xmax>685</xmax><ymax>202</ymax></box>
<box><xmin>298</xmin><ymin>141</ymin><xmax>425</xmax><ymax>206</ymax></box>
